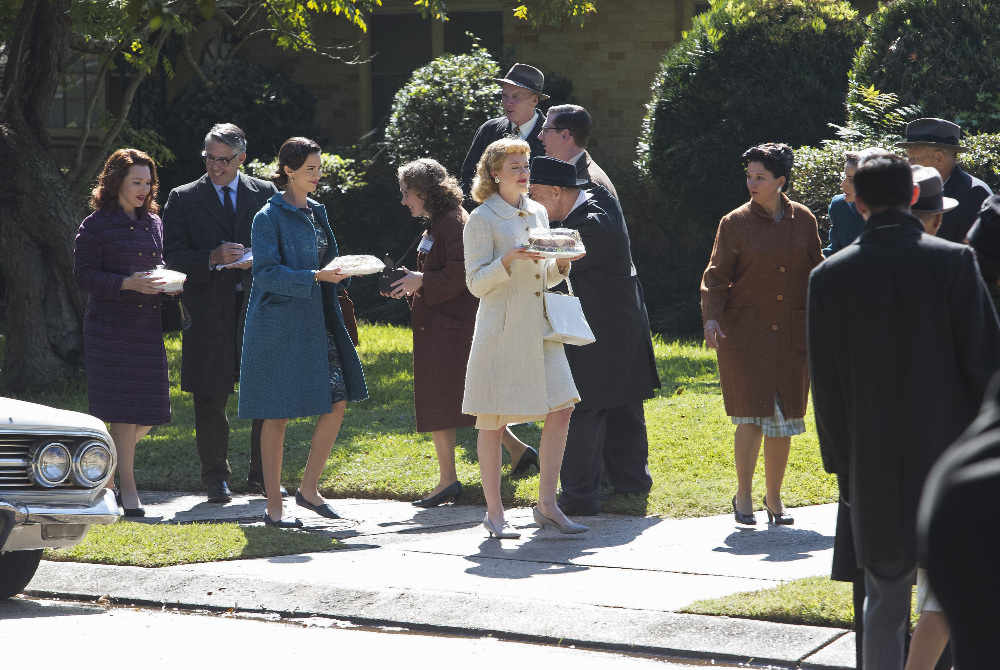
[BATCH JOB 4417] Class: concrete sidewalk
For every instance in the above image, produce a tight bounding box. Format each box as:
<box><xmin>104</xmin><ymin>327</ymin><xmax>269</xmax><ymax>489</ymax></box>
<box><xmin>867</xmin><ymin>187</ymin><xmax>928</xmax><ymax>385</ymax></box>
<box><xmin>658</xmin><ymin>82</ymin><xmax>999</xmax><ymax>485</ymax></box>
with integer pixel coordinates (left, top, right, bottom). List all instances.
<box><xmin>27</xmin><ymin>494</ymin><xmax>855</xmax><ymax>668</ymax></box>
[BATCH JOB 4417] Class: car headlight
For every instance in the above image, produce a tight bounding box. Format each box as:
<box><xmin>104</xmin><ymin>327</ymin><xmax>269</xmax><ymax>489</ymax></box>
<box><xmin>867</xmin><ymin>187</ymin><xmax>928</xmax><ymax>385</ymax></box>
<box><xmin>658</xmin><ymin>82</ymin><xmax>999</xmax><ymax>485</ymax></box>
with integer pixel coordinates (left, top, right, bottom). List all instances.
<box><xmin>72</xmin><ymin>440</ymin><xmax>113</xmax><ymax>487</ymax></box>
<box><xmin>29</xmin><ymin>440</ymin><xmax>72</xmax><ymax>487</ymax></box>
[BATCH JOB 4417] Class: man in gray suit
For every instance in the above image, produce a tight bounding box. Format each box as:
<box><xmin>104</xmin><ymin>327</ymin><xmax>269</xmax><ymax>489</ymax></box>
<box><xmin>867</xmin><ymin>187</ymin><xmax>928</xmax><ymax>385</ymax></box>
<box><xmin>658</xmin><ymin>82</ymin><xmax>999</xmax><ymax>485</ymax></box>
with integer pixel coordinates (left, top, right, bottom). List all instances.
<box><xmin>538</xmin><ymin>104</ymin><xmax>617</xmax><ymax>199</ymax></box>
<box><xmin>163</xmin><ymin>123</ymin><xmax>281</xmax><ymax>503</ymax></box>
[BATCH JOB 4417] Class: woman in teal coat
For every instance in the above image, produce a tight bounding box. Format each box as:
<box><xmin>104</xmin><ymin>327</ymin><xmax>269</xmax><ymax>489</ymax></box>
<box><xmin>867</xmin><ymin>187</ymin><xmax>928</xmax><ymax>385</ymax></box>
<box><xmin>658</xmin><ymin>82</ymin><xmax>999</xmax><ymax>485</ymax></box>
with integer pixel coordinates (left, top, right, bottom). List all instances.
<box><xmin>239</xmin><ymin>137</ymin><xmax>368</xmax><ymax>528</ymax></box>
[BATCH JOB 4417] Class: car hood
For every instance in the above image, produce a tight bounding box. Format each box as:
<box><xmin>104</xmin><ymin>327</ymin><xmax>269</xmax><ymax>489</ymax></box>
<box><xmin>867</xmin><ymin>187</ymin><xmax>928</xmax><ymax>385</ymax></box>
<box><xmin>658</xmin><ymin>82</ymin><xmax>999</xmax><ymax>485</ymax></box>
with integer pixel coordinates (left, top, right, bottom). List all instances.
<box><xmin>0</xmin><ymin>397</ymin><xmax>108</xmax><ymax>435</ymax></box>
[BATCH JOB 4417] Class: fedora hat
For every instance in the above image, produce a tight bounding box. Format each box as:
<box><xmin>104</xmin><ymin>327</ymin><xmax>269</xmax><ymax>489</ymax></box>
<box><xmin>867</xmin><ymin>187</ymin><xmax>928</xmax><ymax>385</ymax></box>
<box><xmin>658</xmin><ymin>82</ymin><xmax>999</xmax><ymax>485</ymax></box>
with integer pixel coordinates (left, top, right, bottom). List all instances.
<box><xmin>529</xmin><ymin>157</ymin><xmax>589</xmax><ymax>188</ymax></box>
<box><xmin>494</xmin><ymin>63</ymin><xmax>549</xmax><ymax>101</ymax></box>
<box><xmin>911</xmin><ymin>165</ymin><xmax>959</xmax><ymax>214</ymax></box>
<box><xmin>895</xmin><ymin>117</ymin><xmax>970</xmax><ymax>153</ymax></box>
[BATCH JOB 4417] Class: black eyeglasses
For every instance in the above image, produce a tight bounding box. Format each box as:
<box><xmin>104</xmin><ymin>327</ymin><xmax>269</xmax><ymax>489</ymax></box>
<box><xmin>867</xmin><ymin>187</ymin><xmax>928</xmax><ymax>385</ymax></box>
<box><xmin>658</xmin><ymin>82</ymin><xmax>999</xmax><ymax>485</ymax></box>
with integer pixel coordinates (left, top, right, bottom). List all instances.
<box><xmin>202</xmin><ymin>153</ymin><xmax>239</xmax><ymax>166</ymax></box>
<box><xmin>540</xmin><ymin>126</ymin><xmax>568</xmax><ymax>134</ymax></box>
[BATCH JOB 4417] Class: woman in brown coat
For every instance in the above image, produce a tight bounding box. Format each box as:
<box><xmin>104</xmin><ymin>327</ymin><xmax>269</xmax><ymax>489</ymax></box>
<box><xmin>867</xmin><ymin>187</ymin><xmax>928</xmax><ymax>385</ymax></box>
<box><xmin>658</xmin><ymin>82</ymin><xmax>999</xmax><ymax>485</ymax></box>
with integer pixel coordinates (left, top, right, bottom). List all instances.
<box><xmin>389</xmin><ymin>159</ymin><xmax>537</xmax><ymax>508</ymax></box>
<box><xmin>701</xmin><ymin>143</ymin><xmax>823</xmax><ymax>526</ymax></box>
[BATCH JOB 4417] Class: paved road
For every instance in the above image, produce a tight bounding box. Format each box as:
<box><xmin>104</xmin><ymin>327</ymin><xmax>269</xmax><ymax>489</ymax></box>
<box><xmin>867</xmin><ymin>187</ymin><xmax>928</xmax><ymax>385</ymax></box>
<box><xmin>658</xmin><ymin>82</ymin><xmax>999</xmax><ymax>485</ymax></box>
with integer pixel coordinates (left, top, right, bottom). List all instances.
<box><xmin>0</xmin><ymin>596</ymin><xmax>749</xmax><ymax>668</ymax></box>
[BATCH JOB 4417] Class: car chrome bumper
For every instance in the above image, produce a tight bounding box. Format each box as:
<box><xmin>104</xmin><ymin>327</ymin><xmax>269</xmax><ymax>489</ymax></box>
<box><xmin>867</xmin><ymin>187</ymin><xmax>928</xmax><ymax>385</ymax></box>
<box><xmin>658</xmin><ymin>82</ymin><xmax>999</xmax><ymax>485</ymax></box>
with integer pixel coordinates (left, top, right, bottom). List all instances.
<box><xmin>0</xmin><ymin>488</ymin><xmax>121</xmax><ymax>526</ymax></box>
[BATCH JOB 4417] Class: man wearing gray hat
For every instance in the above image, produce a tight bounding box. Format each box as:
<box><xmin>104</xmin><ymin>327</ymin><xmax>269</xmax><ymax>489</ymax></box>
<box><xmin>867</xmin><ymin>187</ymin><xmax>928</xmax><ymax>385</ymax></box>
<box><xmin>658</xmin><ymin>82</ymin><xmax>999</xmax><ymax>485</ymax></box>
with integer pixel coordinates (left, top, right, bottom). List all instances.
<box><xmin>528</xmin><ymin>156</ymin><xmax>660</xmax><ymax>515</ymax></box>
<box><xmin>910</xmin><ymin>164</ymin><xmax>959</xmax><ymax>236</ymax></box>
<box><xmin>896</xmin><ymin>117</ymin><xmax>992</xmax><ymax>243</ymax></box>
<box><xmin>460</xmin><ymin>63</ymin><xmax>548</xmax><ymax>200</ymax></box>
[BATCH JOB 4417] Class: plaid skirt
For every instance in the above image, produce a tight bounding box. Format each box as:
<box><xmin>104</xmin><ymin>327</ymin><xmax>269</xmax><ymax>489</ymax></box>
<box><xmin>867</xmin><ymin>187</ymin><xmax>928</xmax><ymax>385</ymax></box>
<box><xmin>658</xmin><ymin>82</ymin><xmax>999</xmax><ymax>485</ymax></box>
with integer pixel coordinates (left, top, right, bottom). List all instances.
<box><xmin>731</xmin><ymin>391</ymin><xmax>805</xmax><ymax>437</ymax></box>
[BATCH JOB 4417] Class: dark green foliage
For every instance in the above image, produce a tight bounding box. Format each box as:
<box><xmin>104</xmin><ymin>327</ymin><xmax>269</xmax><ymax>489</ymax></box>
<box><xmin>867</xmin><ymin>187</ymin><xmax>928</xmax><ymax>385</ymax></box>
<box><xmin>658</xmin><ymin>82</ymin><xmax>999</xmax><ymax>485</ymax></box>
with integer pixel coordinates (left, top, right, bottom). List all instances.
<box><xmin>850</xmin><ymin>0</ymin><xmax>1000</xmax><ymax>134</ymax></box>
<box><xmin>158</xmin><ymin>59</ymin><xmax>318</xmax><ymax>193</ymax></box>
<box><xmin>383</xmin><ymin>49</ymin><xmax>503</xmax><ymax>178</ymax></box>
<box><xmin>636</xmin><ymin>0</ymin><xmax>864</xmax><ymax>228</ymax></box>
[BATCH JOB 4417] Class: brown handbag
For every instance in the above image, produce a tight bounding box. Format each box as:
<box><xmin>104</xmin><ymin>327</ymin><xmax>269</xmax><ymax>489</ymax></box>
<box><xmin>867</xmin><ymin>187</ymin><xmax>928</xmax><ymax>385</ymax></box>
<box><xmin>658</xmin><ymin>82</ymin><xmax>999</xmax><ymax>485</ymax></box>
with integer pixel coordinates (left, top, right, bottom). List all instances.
<box><xmin>338</xmin><ymin>289</ymin><xmax>359</xmax><ymax>346</ymax></box>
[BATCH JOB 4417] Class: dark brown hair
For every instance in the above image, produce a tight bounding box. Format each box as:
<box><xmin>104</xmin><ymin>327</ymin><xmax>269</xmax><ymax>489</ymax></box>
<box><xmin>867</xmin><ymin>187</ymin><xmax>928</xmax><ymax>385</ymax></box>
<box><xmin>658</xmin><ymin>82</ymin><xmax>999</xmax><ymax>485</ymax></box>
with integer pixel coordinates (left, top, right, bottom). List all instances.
<box><xmin>271</xmin><ymin>137</ymin><xmax>321</xmax><ymax>189</ymax></box>
<box><xmin>545</xmin><ymin>104</ymin><xmax>591</xmax><ymax>148</ymax></box>
<box><xmin>742</xmin><ymin>143</ymin><xmax>794</xmax><ymax>190</ymax></box>
<box><xmin>90</xmin><ymin>148</ymin><xmax>159</xmax><ymax>214</ymax></box>
<box><xmin>397</xmin><ymin>159</ymin><xmax>463</xmax><ymax>221</ymax></box>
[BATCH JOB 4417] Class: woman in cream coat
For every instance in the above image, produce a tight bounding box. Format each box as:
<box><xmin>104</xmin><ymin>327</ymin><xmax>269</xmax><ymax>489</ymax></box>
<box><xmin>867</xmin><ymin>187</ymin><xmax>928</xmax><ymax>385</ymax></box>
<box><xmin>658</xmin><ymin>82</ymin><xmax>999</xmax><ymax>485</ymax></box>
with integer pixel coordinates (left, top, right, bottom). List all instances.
<box><xmin>463</xmin><ymin>138</ymin><xmax>588</xmax><ymax>539</ymax></box>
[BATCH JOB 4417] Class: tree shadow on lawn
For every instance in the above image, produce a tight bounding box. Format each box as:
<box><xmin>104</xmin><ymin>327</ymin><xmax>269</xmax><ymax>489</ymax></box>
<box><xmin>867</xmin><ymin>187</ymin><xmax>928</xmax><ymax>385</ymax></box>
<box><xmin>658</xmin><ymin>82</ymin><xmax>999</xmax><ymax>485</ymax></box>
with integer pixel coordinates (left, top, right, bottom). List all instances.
<box><xmin>655</xmin><ymin>350</ymin><xmax>720</xmax><ymax>395</ymax></box>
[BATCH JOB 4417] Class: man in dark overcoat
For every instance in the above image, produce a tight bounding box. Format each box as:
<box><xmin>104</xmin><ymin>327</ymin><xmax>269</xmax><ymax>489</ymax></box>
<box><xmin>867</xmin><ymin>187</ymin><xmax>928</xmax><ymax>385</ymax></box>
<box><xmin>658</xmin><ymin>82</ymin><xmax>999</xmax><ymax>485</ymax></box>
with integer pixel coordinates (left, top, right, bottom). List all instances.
<box><xmin>163</xmin><ymin>123</ymin><xmax>279</xmax><ymax>503</ymax></box>
<box><xmin>808</xmin><ymin>152</ymin><xmax>1000</xmax><ymax>669</ymax></box>
<box><xmin>529</xmin><ymin>157</ymin><xmax>660</xmax><ymax>515</ymax></box>
<box><xmin>897</xmin><ymin>117</ymin><xmax>992</xmax><ymax>243</ymax></box>
<box><xmin>460</xmin><ymin>63</ymin><xmax>547</xmax><ymax>201</ymax></box>
<box><xmin>919</xmin><ymin>371</ymin><xmax>1000</xmax><ymax>669</ymax></box>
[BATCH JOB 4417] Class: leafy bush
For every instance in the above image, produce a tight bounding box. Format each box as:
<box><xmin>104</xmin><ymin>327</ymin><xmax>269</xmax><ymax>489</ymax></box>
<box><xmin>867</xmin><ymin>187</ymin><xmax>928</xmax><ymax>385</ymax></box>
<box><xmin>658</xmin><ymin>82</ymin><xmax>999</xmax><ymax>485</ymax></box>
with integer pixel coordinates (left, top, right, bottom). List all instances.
<box><xmin>636</xmin><ymin>0</ymin><xmax>864</xmax><ymax>229</ymax></box>
<box><xmin>850</xmin><ymin>0</ymin><xmax>1000</xmax><ymax>134</ymax></box>
<box><xmin>383</xmin><ymin>49</ymin><xmax>502</xmax><ymax>178</ymax></box>
<box><xmin>158</xmin><ymin>59</ymin><xmax>318</xmax><ymax>193</ymax></box>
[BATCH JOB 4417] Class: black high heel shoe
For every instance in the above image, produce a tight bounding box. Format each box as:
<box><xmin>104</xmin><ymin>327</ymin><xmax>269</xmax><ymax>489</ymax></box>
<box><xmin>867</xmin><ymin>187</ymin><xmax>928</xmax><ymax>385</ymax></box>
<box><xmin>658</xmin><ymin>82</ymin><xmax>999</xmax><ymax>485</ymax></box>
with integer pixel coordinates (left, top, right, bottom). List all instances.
<box><xmin>511</xmin><ymin>446</ymin><xmax>539</xmax><ymax>476</ymax></box>
<box><xmin>762</xmin><ymin>496</ymin><xmax>794</xmax><ymax>525</ymax></box>
<box><xmin>732</xmin><ymin>496</ymin><xmax>756</xmax><ymax>525</ymax></box>
<box><xmin>412</xmin><ymin>481</ymin><xmax>463</xmax><ymax>508</ymax></box>
<box><xmin>113</xmin><ymin>487</ymin><xmax>145</xmax><ymax>518</ymax></box>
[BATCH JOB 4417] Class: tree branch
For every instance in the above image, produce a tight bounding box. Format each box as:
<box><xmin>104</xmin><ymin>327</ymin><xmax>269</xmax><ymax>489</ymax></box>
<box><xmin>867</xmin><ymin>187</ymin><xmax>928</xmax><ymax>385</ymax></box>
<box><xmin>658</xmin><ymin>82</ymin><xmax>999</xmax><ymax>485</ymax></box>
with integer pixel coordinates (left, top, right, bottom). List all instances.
<box><xmin>67</xmin><ymin>33</ymin><xmax>120</xmax><ymax>54</ymax></box>
<box><xmin>67</xmin><ymin>42</ymin><xmax>124</xmax><ymax>183</ymax></box>
<box><xmin>71</xmin><ymin>29</ymin><xmax>170</xmax><ymax>198</ymax></box>
<box><xmin>180</xmin><ymin>32</ymin><xmax>217</xmax><ymax>89</ymax></box>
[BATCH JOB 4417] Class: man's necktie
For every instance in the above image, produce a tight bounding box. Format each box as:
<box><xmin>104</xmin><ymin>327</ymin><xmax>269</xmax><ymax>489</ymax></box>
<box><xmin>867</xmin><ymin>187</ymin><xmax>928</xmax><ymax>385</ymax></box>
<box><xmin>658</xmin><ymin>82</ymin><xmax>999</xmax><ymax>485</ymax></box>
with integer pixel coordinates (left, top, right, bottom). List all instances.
<box><xmin>222</xmin><ymin>185</ymin><xmax>235</xmax><ymax>226</ymax></box>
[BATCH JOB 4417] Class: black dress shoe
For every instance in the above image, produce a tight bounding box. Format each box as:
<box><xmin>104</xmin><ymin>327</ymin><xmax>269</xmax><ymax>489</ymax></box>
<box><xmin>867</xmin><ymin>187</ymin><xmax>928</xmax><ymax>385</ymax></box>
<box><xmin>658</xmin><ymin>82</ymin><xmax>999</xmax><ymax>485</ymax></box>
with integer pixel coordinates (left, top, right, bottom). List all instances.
<box><xmin>207</xmin><ymin>480</ymin><xmax>232</xmax><ymax>504</ymax></box>
<box><xmin>262</xmin><ymin>512</ymin><xmax>303</xmax><ymax>529</ymax></box>
<box><xmin>294</xmin><ymin>490</ymin><xmax>341</xmax><ymax>519</ymax></box>
<box><xmin>412</xmin><ymin>481</ymin><xmax>463</xmax><ymax>508</ymax></box>
<box><xmin>511</xmin><ymin>445</ymin><xmax>539</xmax><ymax>476</ymax></box>
<box><xmin>246</xmin><ymin>471</ymin><xmax>289</xmax><ymax>498</ymax></box>
<box><xmin>556</xmin><ymin>498</ymin><xmax>601</xmax><ymax>516</ymax></box>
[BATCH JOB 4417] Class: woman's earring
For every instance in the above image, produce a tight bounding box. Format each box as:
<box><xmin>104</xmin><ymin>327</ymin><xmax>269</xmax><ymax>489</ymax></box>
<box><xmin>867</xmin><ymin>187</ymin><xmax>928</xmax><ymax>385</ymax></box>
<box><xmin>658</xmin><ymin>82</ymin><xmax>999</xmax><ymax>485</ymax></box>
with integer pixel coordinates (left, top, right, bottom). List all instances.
<box><xmin>494</xmin><ymin>176</ymin><xmax>500</xmax><ymax>184</ymax></box>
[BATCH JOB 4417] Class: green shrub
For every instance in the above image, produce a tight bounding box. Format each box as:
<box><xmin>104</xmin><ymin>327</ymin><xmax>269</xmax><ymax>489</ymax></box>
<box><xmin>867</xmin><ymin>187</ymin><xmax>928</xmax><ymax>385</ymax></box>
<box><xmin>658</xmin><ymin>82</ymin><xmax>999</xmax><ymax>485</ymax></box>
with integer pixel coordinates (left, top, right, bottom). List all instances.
<box><xmin>850</xmin><ymin>0</ymin><xmax>1000</xmax><ymax>134</ymax></box>
<box><xmin>158</xmin><ymin>59</ymin><xmax>318</xmax><ymax>193</ymax></box>
<box><xmin>383</xmin><ymin>48</ymin><xmax>502</xmax><ymax>178</ymax></box>
<box><xmin>636</xmin><ymin>0</ymin><xmax>864</xmax><ymax>229</ymax></box>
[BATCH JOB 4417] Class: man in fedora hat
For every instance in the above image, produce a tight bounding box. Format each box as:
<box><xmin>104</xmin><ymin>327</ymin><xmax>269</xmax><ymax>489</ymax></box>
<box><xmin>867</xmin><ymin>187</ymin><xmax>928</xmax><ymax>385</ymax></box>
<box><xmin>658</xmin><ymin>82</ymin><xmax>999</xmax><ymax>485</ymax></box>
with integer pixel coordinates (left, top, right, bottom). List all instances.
<box><xmin>808</xmin><ymin>151</ymin><xmax>1000</xmax><ymax>670</ymax></box>
<box><xmin>896</xmin><ymin>117</ymin><xmax>992</xmax><ymax>243</ymax></box>
<box><xmin>910</xmin><ymin>165</ymin><xmax>959</xmax><ymax>236</ymax></box>
<box><xmin>528</xmin><ymin>156</ymin><xmax>660</xmax><ymax>515</ymax></box>
<box><xmin>966</xmin><ymin>195</ymin><xmax>1000</xmax><ymax>315</ymax></box>
<box><xmin>460</xmin><ymin>63</ymin><xmax>548</xmax><ymax>200</ymax></box>
<box><xmin>537</xmin><ymin>104</ymin><xmax>618</xmax><ymax>199</ymax></box>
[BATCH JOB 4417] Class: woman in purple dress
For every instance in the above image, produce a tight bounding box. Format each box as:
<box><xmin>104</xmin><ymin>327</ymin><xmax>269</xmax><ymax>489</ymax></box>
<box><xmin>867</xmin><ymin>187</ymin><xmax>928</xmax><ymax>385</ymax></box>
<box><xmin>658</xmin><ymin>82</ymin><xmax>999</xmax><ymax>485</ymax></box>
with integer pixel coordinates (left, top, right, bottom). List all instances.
<box><xmin>74</xmin><ymin>149</ymin><xmax>174</xmax><ymax>517</ymax></box>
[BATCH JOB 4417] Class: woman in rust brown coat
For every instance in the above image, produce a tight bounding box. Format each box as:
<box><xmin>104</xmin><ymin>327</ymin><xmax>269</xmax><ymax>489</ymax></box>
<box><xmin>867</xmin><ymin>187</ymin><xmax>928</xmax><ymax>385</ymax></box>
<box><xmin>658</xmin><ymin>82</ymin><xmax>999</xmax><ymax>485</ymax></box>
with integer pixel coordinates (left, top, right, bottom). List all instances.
<box><xmin>701</xmin><ymin>143</ymin><xmax>823</xmax><ymax>526</ymax></box>
<box><xmin>389</xmin><ymin>159</ymin><xmax>537</xmax><ymax>508</ymax></box>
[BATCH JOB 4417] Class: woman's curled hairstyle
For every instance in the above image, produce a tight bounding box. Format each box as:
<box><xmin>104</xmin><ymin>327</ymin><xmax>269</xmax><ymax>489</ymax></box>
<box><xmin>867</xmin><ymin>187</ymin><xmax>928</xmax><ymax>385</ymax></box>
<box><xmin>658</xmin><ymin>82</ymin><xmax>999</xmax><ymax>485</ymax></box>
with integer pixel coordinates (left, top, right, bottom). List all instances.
<box><xmin>90</xmin><ymin>148</ymin><xmax>160</xmax><ymax>214</ymax></box>
<box><xmin>471</xmin><ymin>137</ymin><xmax>531</xmax><ymax>204</ymax></box>
<box><xmin>271</xmin><ymin>137</ymin><xmax>322</xmax><ymax>189</ymax></box>
<box><xmin>397</xmin><ymin>159</ymin><xmax>463</xmax><ymax>221</ymax></box>
<box><xmin>742</xmin><ymin>143</ymin><xmax>794</xmax><ymax>190</ymax></box>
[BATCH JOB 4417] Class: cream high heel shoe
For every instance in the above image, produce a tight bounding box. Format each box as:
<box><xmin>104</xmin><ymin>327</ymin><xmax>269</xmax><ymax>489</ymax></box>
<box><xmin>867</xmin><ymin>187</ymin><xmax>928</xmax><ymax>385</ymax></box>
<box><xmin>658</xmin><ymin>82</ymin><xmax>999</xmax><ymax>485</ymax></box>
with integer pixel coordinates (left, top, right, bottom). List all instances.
<box><xmin>533</xmin><ymin>507</ymin><xmax>588</xmax><ymax>534</ymax></box>
<box><xmin>483</xmin><ymin>513</ymin><xmax>521</xmax><ymax>539</ymax></box>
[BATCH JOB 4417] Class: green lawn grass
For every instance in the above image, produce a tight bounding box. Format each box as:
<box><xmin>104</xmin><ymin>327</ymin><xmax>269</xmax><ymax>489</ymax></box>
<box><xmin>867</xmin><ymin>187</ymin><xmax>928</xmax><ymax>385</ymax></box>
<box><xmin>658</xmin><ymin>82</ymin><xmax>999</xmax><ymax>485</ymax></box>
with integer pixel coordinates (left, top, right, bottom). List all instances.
<box><xmin>45</xmin><ymin>520</ymin><xmax>341</xmax><ymax>567</ymax></box>
<box><xmin>12</xmin><ymin>323</ymin><xmax>838</xmax><ymax>517</ymax></box>
<box><xmin>681</xmin><ymin>575</ymin><xmax>920</xmax><ymax>630</ymax></box>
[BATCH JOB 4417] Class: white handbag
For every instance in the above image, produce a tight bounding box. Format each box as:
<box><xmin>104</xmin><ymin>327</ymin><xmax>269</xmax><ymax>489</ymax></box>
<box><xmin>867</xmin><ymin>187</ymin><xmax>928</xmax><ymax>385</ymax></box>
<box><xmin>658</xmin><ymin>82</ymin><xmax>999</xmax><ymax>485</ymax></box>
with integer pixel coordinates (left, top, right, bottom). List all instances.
<box><xmin>542</xmin><ymin>277</ymin><xmax>596</xmax><ymax>346</ymax></box>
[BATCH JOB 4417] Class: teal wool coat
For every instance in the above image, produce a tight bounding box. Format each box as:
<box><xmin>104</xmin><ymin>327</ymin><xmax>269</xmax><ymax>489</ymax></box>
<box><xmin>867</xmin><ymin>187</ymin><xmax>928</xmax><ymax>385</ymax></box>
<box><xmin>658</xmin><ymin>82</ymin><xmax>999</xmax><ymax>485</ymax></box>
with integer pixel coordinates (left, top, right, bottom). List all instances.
<box><xmin>238</xmin><ymin>194</ymin><xmax>368</xmax><ymax>419</ymax></box>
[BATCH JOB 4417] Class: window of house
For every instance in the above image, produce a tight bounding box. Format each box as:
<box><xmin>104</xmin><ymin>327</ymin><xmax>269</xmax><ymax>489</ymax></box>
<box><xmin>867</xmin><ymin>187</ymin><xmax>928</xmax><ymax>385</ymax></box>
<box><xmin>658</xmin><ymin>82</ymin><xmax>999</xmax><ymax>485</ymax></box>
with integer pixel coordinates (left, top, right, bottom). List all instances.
<box><xmin>49</xmin><ymin>54</ymin><xmax>102</xmax><ymax>128</ymax></box>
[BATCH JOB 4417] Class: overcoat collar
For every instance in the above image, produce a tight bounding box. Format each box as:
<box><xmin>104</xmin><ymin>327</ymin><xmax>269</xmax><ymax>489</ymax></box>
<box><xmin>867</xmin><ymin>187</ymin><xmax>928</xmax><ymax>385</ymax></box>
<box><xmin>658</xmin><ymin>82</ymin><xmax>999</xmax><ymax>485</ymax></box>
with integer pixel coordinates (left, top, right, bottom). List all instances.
<box><xmin>483</xmin><ymin>192</ymin><xmax>531</xmax><ymax>220</ymax></box>
<box><xmin>748</xmin><ymin>192</ymin><xmax>794</xmax><ymax>222</ymax></box>
<box><xmin>858</xmin><ymin>209</ymin><xmax>924</xmax><ymax>243</ymax></box>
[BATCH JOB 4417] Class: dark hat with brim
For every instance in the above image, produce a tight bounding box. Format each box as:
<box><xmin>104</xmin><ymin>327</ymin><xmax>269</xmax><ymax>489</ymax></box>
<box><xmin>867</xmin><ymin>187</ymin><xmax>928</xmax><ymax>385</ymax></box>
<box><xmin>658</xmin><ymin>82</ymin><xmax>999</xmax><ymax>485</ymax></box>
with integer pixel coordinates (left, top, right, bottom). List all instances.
<box><xmin>494</xmin><ymin>63</ymin><xmax>549</xmax><ymax>101</ymax></box>
<box><xmin>895</xmin><ymin>117</ymin><xmax>970</xmax><ymax>153</ymax></box>
<box><xmin>911</xmin><ymin>165</ymin><xmax>959</xmax><ymax>214</ymax></box>
<box><xmin>529</xmin><ymin>157</ymin><xmax>589</xmax><ymax>188</ymax></box>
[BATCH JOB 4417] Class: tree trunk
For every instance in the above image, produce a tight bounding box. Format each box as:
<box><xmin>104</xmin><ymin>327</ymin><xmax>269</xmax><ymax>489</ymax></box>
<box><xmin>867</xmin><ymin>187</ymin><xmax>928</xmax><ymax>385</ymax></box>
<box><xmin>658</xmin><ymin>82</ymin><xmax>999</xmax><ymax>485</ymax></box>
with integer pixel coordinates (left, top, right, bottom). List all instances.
<box><xmin>0</xmin><ymin>0</ymin><xmax>88</xmax><ymax>392</ymax></box>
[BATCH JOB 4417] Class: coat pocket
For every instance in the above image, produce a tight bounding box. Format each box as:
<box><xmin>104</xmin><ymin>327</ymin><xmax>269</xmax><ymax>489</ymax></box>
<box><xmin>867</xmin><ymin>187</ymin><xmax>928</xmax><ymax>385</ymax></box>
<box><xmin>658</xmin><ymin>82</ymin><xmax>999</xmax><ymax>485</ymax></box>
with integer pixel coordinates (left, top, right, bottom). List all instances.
<box><xmin>790</xmin><ymin>308</ymin><xmax>807</xmax><ymax>353</ymax></box>
<box><xmin>719</xmin><ymin>306</ymin><xmax>755</xmax><ymax>351</ymax></box>
<box><xmin>261</xmin><ymin>292</ymin><xmax>292</xmax><ymax>306</ymax></box>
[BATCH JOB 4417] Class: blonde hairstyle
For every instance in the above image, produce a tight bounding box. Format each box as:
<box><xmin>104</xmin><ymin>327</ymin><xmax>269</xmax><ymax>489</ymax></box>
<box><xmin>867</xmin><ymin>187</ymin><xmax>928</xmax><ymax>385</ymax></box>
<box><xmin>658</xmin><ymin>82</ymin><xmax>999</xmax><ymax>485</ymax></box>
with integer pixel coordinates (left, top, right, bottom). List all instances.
<box><xmin>471</xmin><ymin>137</ymin><xmax>531</xmax><ymax>204</ymax></box>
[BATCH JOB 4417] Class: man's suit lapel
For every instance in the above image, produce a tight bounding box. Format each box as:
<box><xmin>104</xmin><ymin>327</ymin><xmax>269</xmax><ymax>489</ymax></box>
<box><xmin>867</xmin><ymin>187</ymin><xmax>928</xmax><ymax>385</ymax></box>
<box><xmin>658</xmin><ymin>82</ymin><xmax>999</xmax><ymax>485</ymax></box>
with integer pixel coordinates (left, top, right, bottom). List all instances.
<box><xmin>233</xmin><ymin>173</ymin><xmax>259</xmax><ymax>239</ymax></box>
<box><xmin>196</xmin><ymin>176</ymin><xmax>233</xmax><ymax>238</ymax></box>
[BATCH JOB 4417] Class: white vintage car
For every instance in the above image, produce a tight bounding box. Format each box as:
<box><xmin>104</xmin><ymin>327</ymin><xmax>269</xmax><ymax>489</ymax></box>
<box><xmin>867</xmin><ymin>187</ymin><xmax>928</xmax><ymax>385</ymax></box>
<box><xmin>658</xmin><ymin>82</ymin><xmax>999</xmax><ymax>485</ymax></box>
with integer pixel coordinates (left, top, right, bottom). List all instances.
<box><xmin>0</xmin><ymin>397</ymin><xmax>120</xmax><ymax>598</ymax></box>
